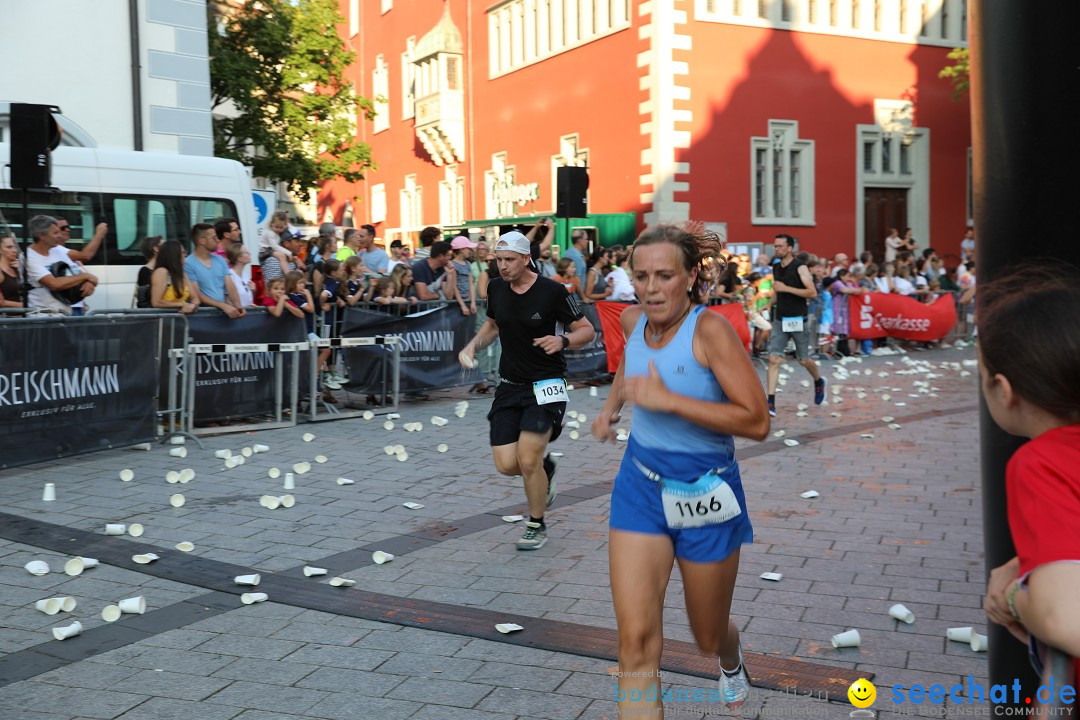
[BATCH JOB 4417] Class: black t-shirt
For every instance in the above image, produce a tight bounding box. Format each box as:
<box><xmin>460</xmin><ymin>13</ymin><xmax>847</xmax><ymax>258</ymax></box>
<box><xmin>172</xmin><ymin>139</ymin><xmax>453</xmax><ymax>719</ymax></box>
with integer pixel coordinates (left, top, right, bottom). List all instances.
<box><xmin>487</xmin><ymin>274</ymin><xmax>584</xmax><ymax>383</ymax></box>
<box><xmin>1</xmin><ymin>267</ymin><xmax>20</xmax><ymax>303</ymax></box>
<box><xmin>774</xmin><ymin>257</ymin><xmax>810</xmax><ymax>318</ymax></box>
<box><xmin>137</xmin><ymin>266</ymin><xmax>153</xmax><ymax>287</ymax></box>
<box><xmin>411</xmin><ymin>258</ymin><xmax>445</xmax><ymax>291</ymax></box>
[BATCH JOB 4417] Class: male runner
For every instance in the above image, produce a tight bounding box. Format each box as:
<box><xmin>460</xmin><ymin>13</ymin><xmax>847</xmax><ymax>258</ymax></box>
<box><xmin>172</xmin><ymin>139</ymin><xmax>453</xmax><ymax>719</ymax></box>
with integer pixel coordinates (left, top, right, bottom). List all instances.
<box><xmin>459</xmin><ymin>231</ymin><xmax>595</xmax><ymax>550</ymax></box>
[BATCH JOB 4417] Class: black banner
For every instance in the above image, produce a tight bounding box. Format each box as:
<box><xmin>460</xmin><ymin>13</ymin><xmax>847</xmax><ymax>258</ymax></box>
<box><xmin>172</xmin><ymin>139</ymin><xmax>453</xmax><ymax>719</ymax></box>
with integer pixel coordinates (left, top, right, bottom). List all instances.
<box><xmin>565</xmin><ymin>303</ymin><xmax>609</xmax><ymax>380</ymax></box>
<box><xmin>0</xmin><ymin>317</ymin><xmax>158</xmax><ymax>468</ymax></box>
<box><xmin>180</xmin><ymin>311</ymin><xmax>307</xmax><ymax>422</ymax></box>
<box><xmin>341</xmin><ymin>305</ymin><xmax>483</xmax><ymax>392</ymax></box>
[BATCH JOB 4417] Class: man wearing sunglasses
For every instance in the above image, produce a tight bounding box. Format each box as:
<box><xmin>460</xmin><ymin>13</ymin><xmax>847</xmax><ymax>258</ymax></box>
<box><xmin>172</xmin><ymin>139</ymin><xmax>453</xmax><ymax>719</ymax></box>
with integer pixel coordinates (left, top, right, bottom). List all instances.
<box><xmin>26</xmin><ymin>216</ymin><xmax>107</xmax><ymax>315</ymax></box>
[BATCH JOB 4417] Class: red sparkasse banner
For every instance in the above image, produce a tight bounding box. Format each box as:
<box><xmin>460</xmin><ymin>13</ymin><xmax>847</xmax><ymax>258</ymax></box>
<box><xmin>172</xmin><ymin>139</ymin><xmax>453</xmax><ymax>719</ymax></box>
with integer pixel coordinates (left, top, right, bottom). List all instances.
<box><xmin>596</xmin><ymin>301</ymin><xmax>750</xmax><ymax>373</ymax></box>
<box><xmin>847</xmin><ymin>292</ymin><xmax>957</xmax><ymax>341</ymax></box>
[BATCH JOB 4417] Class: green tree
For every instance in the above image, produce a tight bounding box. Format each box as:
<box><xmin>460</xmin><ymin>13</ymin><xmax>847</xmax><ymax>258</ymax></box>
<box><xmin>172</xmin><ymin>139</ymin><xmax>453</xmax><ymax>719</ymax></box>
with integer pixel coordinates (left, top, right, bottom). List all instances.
<box><xmin>938</xmin><ymin>47</ymin><xmax>970</xmax><ymax>102</ymax></box>
<box><xmin>209</xmin><ymin>0</ymin><xmax>375</xmax><ymax>193</ymax></box>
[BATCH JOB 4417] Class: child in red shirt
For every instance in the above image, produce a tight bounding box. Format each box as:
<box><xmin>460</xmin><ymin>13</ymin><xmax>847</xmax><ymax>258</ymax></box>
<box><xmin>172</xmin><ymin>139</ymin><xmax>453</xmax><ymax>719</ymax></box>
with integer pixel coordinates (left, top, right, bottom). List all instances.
<box><xmin>981</xmin><ymin>263</ymin><xmax>1080</xmax><ymax>690</ymax></box>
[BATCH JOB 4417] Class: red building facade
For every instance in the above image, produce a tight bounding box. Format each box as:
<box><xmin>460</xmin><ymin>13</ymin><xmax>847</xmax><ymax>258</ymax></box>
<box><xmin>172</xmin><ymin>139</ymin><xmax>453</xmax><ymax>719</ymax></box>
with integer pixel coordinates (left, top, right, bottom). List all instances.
<box><xmin>322</xmin><ymin>0</ymin><xmax>971</xmax><ymax>262</ymax></box>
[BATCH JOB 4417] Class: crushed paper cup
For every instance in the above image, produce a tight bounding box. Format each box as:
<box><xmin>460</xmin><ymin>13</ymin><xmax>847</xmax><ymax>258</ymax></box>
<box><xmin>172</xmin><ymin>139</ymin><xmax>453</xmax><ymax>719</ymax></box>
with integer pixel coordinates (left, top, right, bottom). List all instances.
<box><xmin>235</xmin><ymin>573</ymin><xmax>261</xmax><ymax>585</ymax></box>
<box><xmin>303</xmin><ymin>433</ymin><xmax>315</xmax><ymax>442</ymax></box>
<box><xmin>454</xmin><ymin>409</ymin><xmax>467</xmax><ymax>418</ymax></box>
<box><xmin>119</xmin><ymin>469</ymin><xmax>135</xmax><ymax>482</ymax></box>
<box><xmin>881</xmin><ymin>416</ymin><xmax>895</xmax><ymax>423</ymax></box>
<box><xmin>760</xmin><ymin>572</ymin><xmax>783</xmax><ymax>582</ymax></box>
<box><xmin>882</xmin><ymin>394</ymin><xmax>892</xmax><ymax>401</ymax></box>
<box><xmin>253</xmin><ymin>444</ymin><xmax>270</xmax><ymax>453</ymax></box>
<box><xmin>502</xmin><ymin>515</ymin><xmax>524</xmax><ymax>523</ymax></box>
<box><xmin>773</xmin><ymin>430</ymin><xmax>786</xmax><ymax>438</ymax></box>
<box><xmin>169</xmin><ymin>436</ymin><xmax>186</xmax><ymax>445</ymax></box>
<box><xmin>860</xmin><ymin>433</ymin><xmax>875</xmax><ymax>439</ymax></box>
<box><xmin>169</xmin><ymin>494</ymin><xmax>186</xmax><ymax>508</ymax></box>
<box><xmin>241</xmin><ymin>447</ymin><xmax>253</xmax><ymax>458</ymax></box>
<box><xmin>796</xmin><ymin>411</ymin><xmax>808</xmax><ymax>417</ymax></box>
<box><xmin>495</xmin><ymin>623</ymin><xmax>524</xmax><ymax>634</ymax></box>
<box><xmin>387</xmin><ymin>413</ymin><xmax>401</xmax><ymax>420</ymax></box>
<box><xmin>241</xmin><ymin>592</ymin><xmax>268</xmax><ymax>604</ymax></box>
<box><xmin>616</xmin><ymin>432</ymin><xmax>628</xmax><ymax>442</ymax></box>
<box><xmin>165</xmin><ymin>471</ymin><xmax>181</xmax><ymax>484</ymax></box>
<box><xmin>42</xmin><ymin>483</ymin><xmax>56</xmax><ymax>502</ymax></box>
<box><xmin>371</xmin><ymin>551</ymin><xmax>394</xmax><ymax>564</ymax></box>
<box><xmin>101</xmin><ymin>605</ymin><xmax>122</xmax><ymax>622</ymax></box>
<box><xmin>119</xmin><ymin>596</ymin><xmax>146</xmax><ymax>614</ymax></box>
<box><xmin>857</xmin><ymin>392</ymin><xmax>868</xmax><ymax>399</ymax></box>
<box><xmin>895</xmin><ymin>402</ymin><xmax>907</xmax><ymax>407</ymax></box>
<box><xmin>329</xmin><ymin>577</ymin><xmax>356</xmax><ymax>587</ymax></box>
<box><xmin>831</xmin><ymin>629</ymin><xmax>861</xmax><ymax>648</ymax></box>
<box><xmin>132</xmin><ymin>553</ymin><xmax>159</xmax><ymax>564</ymax></box>
<box><xmin>888</xmin><ymin>423</ymin><xmax>902</xmax><ymax>430</ymax></box>
<box><xmin>175</xmin><ymin>541</ymin><xmax>195</xmax><ymax>552</ymax></box>
<box><xmin>437</xmin><ymin>444</ymin><xmax>449</xmax><ymax>453</ymax></box>
<box><xmin>783</xmin><ymin>439</ymin><xmax>800</xmax><ymax>447</ymax></box>
<box><xmin>279</xmin><ymin>495</ymin><xmax>295</xmax><ymax>508</ymax></box>
<box><xmin>889</xmin><ymin>603</ymin><xmax>915</xmax><ymax>624</ymax></box>
<box><xmin>169</xmin><ymin>447</ymin><xmax>187</xmax><ymax>458</ymax></box>
<box><xmin>293</xmin><ymin>462</ymin><xmax>311</xmax><ymax>475</ymax></box>
<box><xmin>105</xmin><ymin>523</ymin><xmax>126</xmax><ymax>535</ymax></box>
<box><xmin>52</xmin><ymin>620</ymin><xmax>83</xmax><ymax>641</ymax></box>
<box><xmin>260</xmin><ymin>495</ymin><xmax>281</xmax><ymax>509</ymax></box>
<box><xmin>128</xmin><ymin>523</ymin><xmax>144</xmax><ymax>537</ymax></box>
<box><xmin>970</xmin><ymin>633</ymin><xmax>988</xmax><ymax>652</ymax></box>
<box><xmin>362</xmin><ymin>411</ymin><xmax>375</xmax><ymax>420</ymax></box>
<box><xmin>403</xmin><ymin>502</ymin><xmax>424</xmax><ymax>509</ymax></box>
<box><xmin>947</xmin><ymin>627</ymin><xmax>973</xmax><ymax>642</ymax></box>
<box><xmin>797</xmin><ymin>403</ymin><xmax>808</xmax><ymax>411</ymax></box>
<box><xmin>336</xmin><ymin>477</ymin><xmax>355</xmax><ymax>485</ymax></box>
<box><xmin>179</xmin><ymin>468</ymin><xmax>195</xmax><ymax>483</ymax></box>
<box><xmin>431</xmin><ymin>416</ymin><xmax>448</xmax><ymax>426</ymax></box>
<box><xmin>214</xmin><ymin>449</ymin><xmax>232</xmax><ymax>459</ymax></box>
<box><xmin>800</xmin><ymin>490</ymin><xmax>819</xmax><ymax>499</ymax></box>
<box><xmin>383</xmin><ymin>421</ymin><xmax>395</xmax><ymax>431</ymax></box>
<box><xmin>315</xmin><ymin>455</ymin><xmax>328</xmax><ymax>463</ymax></box>
<box><xmin>268</xmin><ymin>467</ymin><xmax>281</xmax><ymax>479</ymax></box>
<box><xmin>455</xmin><ymin>401</ymin><xmax>469</xmax><ymax>410</ymax></box>
<box><xmin>303</xmin><ymin>566</ymin><xmax>328</xmax><ymax>577</ymax></box>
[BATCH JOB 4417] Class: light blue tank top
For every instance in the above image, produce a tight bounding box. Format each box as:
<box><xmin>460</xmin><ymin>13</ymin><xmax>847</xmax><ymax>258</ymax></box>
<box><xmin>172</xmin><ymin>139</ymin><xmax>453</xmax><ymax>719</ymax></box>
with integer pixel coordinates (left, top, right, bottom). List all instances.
<box><xmin>624</xmin><ymin>304</ymin><xmax>735</xmax><ymax>458</ymax></box>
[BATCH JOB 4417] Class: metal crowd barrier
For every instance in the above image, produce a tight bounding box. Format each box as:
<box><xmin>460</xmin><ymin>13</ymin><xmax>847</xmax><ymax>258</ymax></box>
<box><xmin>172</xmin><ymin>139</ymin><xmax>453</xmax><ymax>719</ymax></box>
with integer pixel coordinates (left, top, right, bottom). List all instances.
<box><xmin>306</xmin><ymin>335</ymin><xmax>401</xmax><ymax>422</ymax></box>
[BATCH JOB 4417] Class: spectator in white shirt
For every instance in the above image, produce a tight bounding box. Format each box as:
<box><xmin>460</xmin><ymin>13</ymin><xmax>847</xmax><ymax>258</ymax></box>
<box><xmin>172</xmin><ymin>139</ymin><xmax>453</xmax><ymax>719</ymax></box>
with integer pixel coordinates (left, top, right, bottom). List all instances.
<box><xmin>25</xmin><ymin>215</ymin><xmax>106</xmax><ymax>315</ymax></box>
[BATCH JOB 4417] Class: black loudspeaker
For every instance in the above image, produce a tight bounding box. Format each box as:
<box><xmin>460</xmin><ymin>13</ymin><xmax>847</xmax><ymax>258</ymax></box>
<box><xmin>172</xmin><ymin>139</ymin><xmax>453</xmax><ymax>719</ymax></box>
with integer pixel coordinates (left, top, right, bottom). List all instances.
<box><xmin>10</xmin><ymin>103</ymin><xmax>62</xmax><ymax>189</ymax></box>
<box><xmin>556</xmin><ymin>166</ymin><xmax>589</xmax><ymax>218</ymax></box>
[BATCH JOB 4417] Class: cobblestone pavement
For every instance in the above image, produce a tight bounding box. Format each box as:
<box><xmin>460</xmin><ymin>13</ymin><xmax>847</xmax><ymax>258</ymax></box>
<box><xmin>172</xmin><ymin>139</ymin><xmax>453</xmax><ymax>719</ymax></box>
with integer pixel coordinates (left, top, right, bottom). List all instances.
<box><xmin>0</xmin><ymin>346</ymin><xmax>992</xmax><ymax>720</ymax></box>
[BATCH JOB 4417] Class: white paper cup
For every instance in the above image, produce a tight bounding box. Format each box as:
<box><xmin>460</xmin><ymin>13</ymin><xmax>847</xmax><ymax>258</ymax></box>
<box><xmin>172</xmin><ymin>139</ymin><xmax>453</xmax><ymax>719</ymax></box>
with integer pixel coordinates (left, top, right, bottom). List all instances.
<box><xmin>253</xmin><ymin>444</ymin><xmax>269</xmax><ymax>453</ymax></box>
<box><xmin>760</xmin><ymin>572</ymin><xmax>783</xmax><ymax>582</ymax></box>
<box><xmin>52</xmin><ymin>620</ymin><xmax>83</xmax><ymax>640</ymax></box>
<box><xmin>128</xmin><ymin>523</ymin><xmax>144</xmax><ymax>537</ymax></box>
<box><xmin>119</xmin><ymin>469</ymin><xmax>134</xmax><ymax>482</ymax></box>
<box><xmin>235</xmin><ymin>573</ymin><xmax>261</xmax><ymax>585</ymax></box>
<box><xmin>431</xmin><ymin>416</ymin><xmax>447</xmax><ymax>426</ymax></box>
<box><xmin>293</xmin><ymin>462</ymin><xmax>310</xmax><ymax>475</ymax></box>
<box><xmin>946</xmin><ymin>626</ymin><xmax>973</xmax><ymax>642</ymax></box>
<box><xmin>241</xmin><ymin>447</ymin><xmax>253</xmax><ymax>457</ymax></box>
<box><xmin>336</xmin><ymin>477</ymin><xmax>355</xmax><ymax>485</ymax></box>
<box><xmin>437</xmin><ymin>444</ymin><xmax>448</xmax><ymax>453</ymax></box>
<box><xmin>970</xmin><ymin>633</ymin><xmax>988</xmax><ymax>652</ymax></box>
<box><xmin>169</xmin><ymin>447</ymin><xmax>187</xmax><ymax>458</ymax></box>
<box><xmin>64</xmin><ymin>557</ymin><xmax>87</xmax><ymax>576</ymax></box>
<box><xmin>169</xmin><ymin>436</ymin><xmax>185</xmax><ymax>445</ymax></box>
<box><xmin>784</xmin><ymin>439</ymin><xmax>800</xmax><ymax>447</ymax></box>
<box><xmin>387</xmin><ymin>412</ymin><xmax>401</xmax><ymax>420</ymax></box>
<box><xmin>888</xmin><ymin>603</ymin><xmax>915</xmax><ymax>624</ymax></box>
<box><xmin>303</xmin><ymin>566</ymin><xmax>328</xmax><ymax>577</ymax></box>
<box><xmin>495</xmin><ymin>623</ymin><xmax>524</xmax><ymax>634</ymax></box>
<box><xmin>362</xmin><ymin>411</ymin><xmax>375</xmax><ymax>420</ymax></box>
<box><xmin>169</xmin><ymin>493</ymin><xmax>185</xmax><ymax>508</ymax></box>
<box><xmin>165</xmin><ymin>471</ymin><xmax>181</xmax><ymax>483</ymax></box>
<box><xmin>831</xmin><ymin>629</ymin><xmax>861</xmax><ymax>648</ymax></box>
<box><xmin>279</xmin><ymin>495</ymin><xmax>295</xmax><ymax>508</ymax></box>
<box><xmin>132</xmin><ymin>553</ymin><xmax>159</xmax><ymax>564</ymax></box>
<box><xmin>578</xmin><ymin>414</ymin><xmax>587</xmax><ymax>423</ymax></box>
<box><xmin>214</xmin><ymin>449</ymin><xmax>232</xmax><ymax>459</ymax></box>
<box><xmin>371</xmin><ymin>551</ymin><xmax>394</xmax><ymax>564</ymax></box>
<box><xmin>268</xmin><ymin>467</ymin><xmax>281</xmax><ymax>479</ymax></box>
<box><xmin>383</xmin><ymin>421</ymin><xmax>395</xmax><ymax>430</ymax></box>
<box><xmin>102</xmin><ymin>605</ymin><xmax>122</xmax><ymax>622</ymax></box>
<box><xmin>329</xmin><ymin>577</ymin><xmax>356</xmax><ymax>587</ymax></box>
<box><xmin>303</xmin><ymin>433</ymin><xmax>315</xmax><ymax>442</ymax></box>
<box><xmin>119</xmin><ymin>596</ymin><xmax>146</xmax><ymax>614</ymax></box>
<box><xmin>179</xmin><ymin>469</ymin><xmax>195</xmax><ymax>483</ymax></box>
<box><xmin>129</xmin><ymin>442</ymin><xmax>152</xmax><ymax>451</ymax></box>
<box><xmin>589</xmin><ymin>386</ymin><xmax>598</xmax><ymax>397</ymax></box>
<box><xmin>175</xmin><ymin>541</ymin><xmax>195</xmax><ymax>552</ymax></box>
<box><xmin>565</xmin><ymin>420</ymin><xmax>580</xmax><ymax>429</ymax></box>
<box><xmin>569</xmin><ymin>430</ymin><xmax>579</xmax><ymax>440</ymax></box>
<box><xmin>403</xmin><ymin>502</ymin><xmax>424</xmax><ymax>509</ymax></box>
<box><xmin>283</xmin><ymin>473</ymin><xmax>295</xmax><ymax>490</ymax></box>
<box><xmin>25</xmin><ymin>560</ymin><xmax>50</xmax><ymax>576</ymax></box>
<box><xmin>259</xmin><ymin>495</ymin><xmax>280</xmax><ymax>510</ymax></box>
<box><xmin>800</xmin><ymin>490</ymin><xmax>820</xmax><ymax>499</ymax></box>
<box><xmin>396</xmin><ymin>451</ymin><xmax>408</xmax><ymax>462</ymax></box>
<box><xmin>224</xmin><ymin>457</ymin><xmax>239</xmax><ymax>469</ymax></box>
<box><xmin>315</xmin><ymin>455</ymin><xmax>328</xmax><ymax>463</ymax></box>
<box><xmin>105</xmin><ymin>523</ymin><xmax>126</xmax><ymax>535</ymax></box>
<box><xmin>35</xmin><ymin>598</ymin><xmax>62</xmax><ymax>615</ymax></box>
<box><xmin>241</xmin><ymin>592</ymin><xmax>268</xmax><ymax>604</ymax></box>
<box><xmin>42</xmin><ymin>483</ymin><xmax>56</xmax><ymax>502</ymax></box>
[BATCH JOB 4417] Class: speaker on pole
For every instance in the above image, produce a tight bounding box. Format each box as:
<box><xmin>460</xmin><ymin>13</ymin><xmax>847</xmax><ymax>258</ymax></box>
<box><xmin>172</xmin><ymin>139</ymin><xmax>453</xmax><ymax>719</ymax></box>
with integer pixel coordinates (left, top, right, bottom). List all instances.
<box><xmin>556</xmin><ymin>166</ymin><xmax>589</xmax><ymax>218</ymax></box>
<box><xmin>10</xmin><ymin>103</ymin><xmax>62</xmax><ymax>190</ymax></box>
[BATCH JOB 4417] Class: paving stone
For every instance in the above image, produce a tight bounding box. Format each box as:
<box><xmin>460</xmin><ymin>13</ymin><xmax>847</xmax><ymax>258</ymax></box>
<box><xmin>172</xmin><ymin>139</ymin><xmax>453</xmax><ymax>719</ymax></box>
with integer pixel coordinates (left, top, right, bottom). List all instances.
<box><xmin>374</xmin><ymin>652</ymin><xmax>484</xmax><ymax>678</ymax></box>
<box><xmin>209</xmin><ymin>680</ymin><xmax>330</xmax><ymax>714</ymax></box>
<box><xmin>386</xmin><ymin>676</ymin><xmax>494</xmax><ymax>707</ymax></box>
<box><xmin>192</xmin><ymin>635</ymin><xmax>304</xmax><ymax>661</ymax></box>
<box><xmin>477</xmin><ymin>686</ymin><xmax>591</xmax><ymax>719</ymax></box>
<box><xmin>304</xmin><ymin>692</ymin><xmax>422</xmax><ymax>720</ymax></box>
<box><xmin>282</xmin><ymin>644</ymin><xmax>395</xmax><ymax>672</ymax></box>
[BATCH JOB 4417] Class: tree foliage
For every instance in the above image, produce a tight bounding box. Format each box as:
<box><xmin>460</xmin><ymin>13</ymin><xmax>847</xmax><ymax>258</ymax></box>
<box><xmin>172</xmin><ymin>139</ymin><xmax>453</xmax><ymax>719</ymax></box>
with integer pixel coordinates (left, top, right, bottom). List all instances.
<box><xmin>938</xmin><ymin>47</ymin><xmax>970</xmax><ymax>102</ymax></box>
<box><xmin>209</xmin><ymin>0</ymin><xmax>375</xmax><ymax>193</ymax></box>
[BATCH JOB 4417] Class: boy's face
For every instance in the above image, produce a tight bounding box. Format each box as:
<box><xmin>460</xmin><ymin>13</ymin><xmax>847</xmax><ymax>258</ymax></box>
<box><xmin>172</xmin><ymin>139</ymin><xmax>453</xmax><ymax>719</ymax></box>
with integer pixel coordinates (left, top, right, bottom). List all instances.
<box><xmin>270</xmin><ymin>283</ymin><xmax>284</xmax><ymax>299</ymax></box>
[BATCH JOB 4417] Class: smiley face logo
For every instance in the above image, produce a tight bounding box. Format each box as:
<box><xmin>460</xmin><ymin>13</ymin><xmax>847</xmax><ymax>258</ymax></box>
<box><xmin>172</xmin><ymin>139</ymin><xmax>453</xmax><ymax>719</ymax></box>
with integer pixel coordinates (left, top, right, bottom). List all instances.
<box><xmin>848</xmin><ymin>678</ymin><xmax>876</xmax><ymax>708</ymax></box>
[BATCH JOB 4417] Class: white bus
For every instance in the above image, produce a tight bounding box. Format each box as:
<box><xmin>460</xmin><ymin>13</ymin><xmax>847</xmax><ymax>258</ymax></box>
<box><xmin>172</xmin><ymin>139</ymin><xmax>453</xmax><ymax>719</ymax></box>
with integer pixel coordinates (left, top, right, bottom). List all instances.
<box><xmin>0</xmin><ymin>143</ymin><xmax>267</xmax><ymax>309</ymax></box>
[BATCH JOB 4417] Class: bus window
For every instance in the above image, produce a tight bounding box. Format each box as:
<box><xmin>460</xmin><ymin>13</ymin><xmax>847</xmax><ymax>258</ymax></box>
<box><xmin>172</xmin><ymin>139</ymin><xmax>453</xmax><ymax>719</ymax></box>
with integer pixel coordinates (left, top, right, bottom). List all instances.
<box><xmin>0</xmin><ymin>190</ymin><xmax>100</xmax><ymax>261</ymax></box>
<box><xmin>106</xmin><ymin>195</ymin><xmax>237</xmax><ymax>264</ymax></box>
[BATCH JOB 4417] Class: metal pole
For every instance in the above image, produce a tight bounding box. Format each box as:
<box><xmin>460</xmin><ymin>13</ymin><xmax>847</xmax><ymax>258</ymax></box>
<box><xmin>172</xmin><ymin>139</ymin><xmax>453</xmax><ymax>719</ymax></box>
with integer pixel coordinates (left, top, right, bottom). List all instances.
<box><xmin>971</xmin><ymin>0</ymin><xmax>1080</xmax><ymax>702</ymax></box>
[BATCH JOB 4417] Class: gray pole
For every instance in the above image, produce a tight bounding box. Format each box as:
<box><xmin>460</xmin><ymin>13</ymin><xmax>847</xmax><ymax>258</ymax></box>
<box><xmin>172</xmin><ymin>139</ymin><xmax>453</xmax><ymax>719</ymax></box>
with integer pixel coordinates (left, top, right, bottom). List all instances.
<box><xmin>970</xmin><ymin>0</ymin><xmax>1080</xmax><ymax>702</ymax></box>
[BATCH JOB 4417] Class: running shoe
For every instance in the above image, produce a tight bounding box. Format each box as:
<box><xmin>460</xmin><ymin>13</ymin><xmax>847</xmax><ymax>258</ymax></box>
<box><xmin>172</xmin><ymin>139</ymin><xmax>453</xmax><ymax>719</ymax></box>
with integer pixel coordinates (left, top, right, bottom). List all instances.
<box><xmin>767</xmin><ymin>398</ymin><xmax>776</xmax><ymax>417</ymax></box>
<box><xmin>719</xmin><ymin>649</ymin><xmax>750</xmax><ymax>708</ymax></box>
<box><xmin>814</xmin><ymin>377</ymin><xmax>826</xmax><ymax>405</ymax></box>
<box><xmin>516</xmin><ymin>521</ymin><xmax>547</xmax><ymax>550</ymax></box>
<box><xmin>543</xmin><ymin>453</ymin><xmax>558</xmax><ymax>508</ymax></box>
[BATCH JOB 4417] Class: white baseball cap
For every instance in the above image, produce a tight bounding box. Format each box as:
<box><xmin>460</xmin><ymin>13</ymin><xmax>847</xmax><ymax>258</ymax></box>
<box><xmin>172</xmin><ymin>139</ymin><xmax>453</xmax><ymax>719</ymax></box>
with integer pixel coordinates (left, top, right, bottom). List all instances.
<box><xmin>494</xmin><ymin>231</ymin><xmax>530</xmax><ymax>255</ymax></box>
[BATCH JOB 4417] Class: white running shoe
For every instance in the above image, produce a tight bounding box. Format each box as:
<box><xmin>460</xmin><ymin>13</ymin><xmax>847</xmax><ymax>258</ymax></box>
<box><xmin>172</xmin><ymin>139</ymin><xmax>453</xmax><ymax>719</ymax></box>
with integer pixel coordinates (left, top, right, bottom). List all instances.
<box><xmin>516</xmin><ymin>521</ymin><xmax>547</xmax><ymax>550</ymax></box>
<box><xmin>720</xmin><ymin>650</ymin><xmax>750</xmax><ymax>707</ymax></box>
